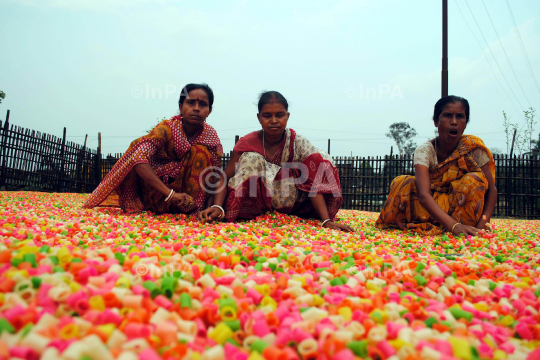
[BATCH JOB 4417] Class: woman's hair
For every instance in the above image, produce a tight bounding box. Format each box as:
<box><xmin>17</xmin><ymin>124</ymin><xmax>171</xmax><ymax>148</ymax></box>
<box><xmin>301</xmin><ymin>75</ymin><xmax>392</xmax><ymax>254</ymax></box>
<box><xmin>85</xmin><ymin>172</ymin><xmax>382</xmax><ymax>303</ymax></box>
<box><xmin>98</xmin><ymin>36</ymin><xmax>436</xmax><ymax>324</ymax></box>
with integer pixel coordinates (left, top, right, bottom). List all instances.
<box><xmin>257</xmin><ymin>91</ymin><xmax>289</xmax><ymax>113</ymax></box>
<box><xmin>432</xmin><ymin>95</ymin><xmax>470</xmax><ymax>124</ymax></box>
<box><xmin>179</xmin><ymin>83</ymin><xmax>214</xmax><ymax>110</ymax></box>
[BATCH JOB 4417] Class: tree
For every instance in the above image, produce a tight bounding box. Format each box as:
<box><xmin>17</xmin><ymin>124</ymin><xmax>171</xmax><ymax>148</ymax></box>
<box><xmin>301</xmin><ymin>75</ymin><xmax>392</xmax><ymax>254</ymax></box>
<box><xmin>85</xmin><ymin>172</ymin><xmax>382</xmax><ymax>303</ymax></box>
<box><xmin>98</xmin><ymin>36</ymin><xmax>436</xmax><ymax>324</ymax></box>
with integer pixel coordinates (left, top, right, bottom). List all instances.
<box><xmin>502</xmin><ymin>111</ymin><xmax>515</xmax><ymax>155</ymax></box>
<box><xmin>523</xmin><ymin>107</ymin><xmax>537</xmax><ymax>154</ymax></box>
<box><xmin>0</xmin><ymin>91</ymin><xmax>5</xmax><ymax>104</ymax></box>
<box><xmin>502</xmin><ymin>108</ymin><xmax>537</xmax><ymax>155</ymax></box>
<box><xmin>386</xmin><ymin>122</ymin><xmax>417</xmax><ymax>156</ymax></box>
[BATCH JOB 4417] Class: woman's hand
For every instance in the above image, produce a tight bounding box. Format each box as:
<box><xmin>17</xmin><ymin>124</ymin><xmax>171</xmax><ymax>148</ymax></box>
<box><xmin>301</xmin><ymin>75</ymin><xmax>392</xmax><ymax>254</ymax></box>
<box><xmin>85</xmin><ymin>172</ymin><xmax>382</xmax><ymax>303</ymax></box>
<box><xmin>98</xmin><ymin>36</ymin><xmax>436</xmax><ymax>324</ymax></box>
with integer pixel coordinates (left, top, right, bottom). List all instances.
<box><xmin>475</xmin><ymin>215</ymin><xmax>492</xmax><ymax>232</ymax></box>
<box><xmin>451</xmin><ymin>223</ymin><xmax>481</xmax><ymax>237</ymax></box>
<box><xmin>475</xmin><ymin>221</ymin><xmax>491</xmax><ymax>231</ymax></box>
<box><xmin>323</xmin><ymin>221</ymin><xmax>354</xmax><ymax>232</ymax></box>
<box><xmin>198</xmin><ymin>207</ymin><xmax>224</xmax><ymax>223</ymax></box>
<box><xmin>171</xmin><ymin>192</ymin><xmax>194</xmax><ymax>208</ymax></box>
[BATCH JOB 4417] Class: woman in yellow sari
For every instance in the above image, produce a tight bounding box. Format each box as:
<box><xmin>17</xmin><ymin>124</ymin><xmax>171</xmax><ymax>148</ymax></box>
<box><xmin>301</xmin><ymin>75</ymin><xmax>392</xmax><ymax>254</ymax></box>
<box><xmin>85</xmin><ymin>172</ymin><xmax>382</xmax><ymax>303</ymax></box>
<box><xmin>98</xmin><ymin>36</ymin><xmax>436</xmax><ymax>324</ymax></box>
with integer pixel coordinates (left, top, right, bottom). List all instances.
<box><xmin>376</xmin><ymin>96</ymin><xmax>497</xmax><ymax>236</ymax></box>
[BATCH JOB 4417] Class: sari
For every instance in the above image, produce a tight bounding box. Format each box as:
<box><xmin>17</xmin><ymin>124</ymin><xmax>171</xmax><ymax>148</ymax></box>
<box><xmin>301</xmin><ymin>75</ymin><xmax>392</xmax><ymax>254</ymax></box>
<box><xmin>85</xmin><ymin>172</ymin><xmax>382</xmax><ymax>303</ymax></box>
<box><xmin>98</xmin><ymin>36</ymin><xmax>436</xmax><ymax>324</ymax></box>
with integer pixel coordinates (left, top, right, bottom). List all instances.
<box><xmin>225</xmin><ymin>129</ymin><xmax>343</xmax><ymax>222</ymax></box>
<box><xmin>83</xmin><ymin>115</ymin><xmax>223</xmax><ymax>214</ymax></box>
<box><xmin>375</xmin><ymin>135</ymin><xmax>495</xmax><ymax>236</ymax></box>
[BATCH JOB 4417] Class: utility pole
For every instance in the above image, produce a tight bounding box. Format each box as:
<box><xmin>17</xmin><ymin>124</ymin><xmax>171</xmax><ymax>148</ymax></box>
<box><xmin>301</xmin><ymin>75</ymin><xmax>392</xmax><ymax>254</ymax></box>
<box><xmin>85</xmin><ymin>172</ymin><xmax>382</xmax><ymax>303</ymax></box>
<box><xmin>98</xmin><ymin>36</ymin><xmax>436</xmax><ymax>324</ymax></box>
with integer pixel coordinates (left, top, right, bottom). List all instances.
<box><xmin>95</xmin><ymin>132</ymin><xmax>102</xmax><ymax>185</ymax></box>
<box><xmin>510</xmin><ymin>129</ymin><xmax>517</xmax><ymax>157</ymax></box>
<box><xmin>442</xmin><ymin>0</ymin><xmax>448</xmax><ymax>97</ymax></box>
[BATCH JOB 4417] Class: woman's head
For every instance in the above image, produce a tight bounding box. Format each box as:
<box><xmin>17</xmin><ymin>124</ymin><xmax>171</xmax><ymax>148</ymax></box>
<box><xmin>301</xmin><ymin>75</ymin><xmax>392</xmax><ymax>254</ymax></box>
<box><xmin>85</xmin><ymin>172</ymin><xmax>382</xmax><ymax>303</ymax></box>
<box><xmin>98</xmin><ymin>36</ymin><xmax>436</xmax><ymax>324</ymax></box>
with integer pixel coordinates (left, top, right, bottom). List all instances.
<box><xmin>178</xmin><ymin>83</ymin><xmax>214</xmax><ymax>127</ymax></box>
<box><xmin>433</xmin><ymin>95</ymin><xmax>470</xmax><ymax>124</ymax></box>
<box><xmin>257</xmin><ymin>91</ymin><xmax>290</xmax><ymax>137</ymax></box>
<box><xmin>257</xmin><ymin>91</ymin><xmax>289</xmax><ymax>113</ymax></box>
<box><xmin>179</xmin><ymin>83</ymin><xmax>214</xmax><ymax>110</ymax></box>
<box><xmin>433</xmin><ymin>95</ymin><xmax>469</xmax><ymax>144</ymax></box>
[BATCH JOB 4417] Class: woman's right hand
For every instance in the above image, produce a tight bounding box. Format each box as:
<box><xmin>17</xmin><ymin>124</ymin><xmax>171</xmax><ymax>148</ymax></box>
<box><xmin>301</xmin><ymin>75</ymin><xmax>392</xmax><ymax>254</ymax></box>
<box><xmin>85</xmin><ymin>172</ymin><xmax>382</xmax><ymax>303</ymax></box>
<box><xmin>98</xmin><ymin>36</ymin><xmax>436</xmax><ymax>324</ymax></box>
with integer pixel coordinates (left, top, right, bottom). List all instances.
<box><xmin>323</xmin><ymin>221</ymin><xmax>355</xmax><ymax>233</ymax></box>
<box><xmin>170</xmin><ymin>192</ymin><xmax>194</xmax><ymax>208</ymax></box>
<box><xmin>451</xmin><ymin>223</ymin><xmax>481</xmax><ymax>237</ymax></box>
<box><xmin>198</xmin><ymin>207</ymin><xmax>224</xmax><ymax>223</ymax></box>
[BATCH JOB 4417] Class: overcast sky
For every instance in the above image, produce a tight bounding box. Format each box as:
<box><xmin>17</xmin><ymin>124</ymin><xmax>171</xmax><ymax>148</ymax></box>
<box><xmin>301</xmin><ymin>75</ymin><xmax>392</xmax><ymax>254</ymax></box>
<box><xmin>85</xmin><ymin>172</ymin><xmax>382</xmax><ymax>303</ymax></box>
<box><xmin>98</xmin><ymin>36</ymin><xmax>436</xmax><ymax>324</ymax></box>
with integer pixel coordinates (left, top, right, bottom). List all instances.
<box><xmin>1</xmin><ymin>0</ymin><xmax>539</xmax><ymax>157</ymax></box>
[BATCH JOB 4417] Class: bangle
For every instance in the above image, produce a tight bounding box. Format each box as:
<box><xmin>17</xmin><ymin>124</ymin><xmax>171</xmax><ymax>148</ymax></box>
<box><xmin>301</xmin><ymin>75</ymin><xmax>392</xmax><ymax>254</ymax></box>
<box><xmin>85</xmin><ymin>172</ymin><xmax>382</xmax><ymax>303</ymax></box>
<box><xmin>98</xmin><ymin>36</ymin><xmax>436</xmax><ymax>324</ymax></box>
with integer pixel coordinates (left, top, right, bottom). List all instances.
<box><xmin>451</xmin><ymin>222</ymin><xmax>461</xmax><ymax>233</ymax></box>
<box><xmin>211</xmin><ymin>205</ymin><xmax>225</xmax><ymax>219</ymax></box>
<box><xmin>164</xmin><ymin>189</ymin><xmax>175</xmax><ymax>203</ymax></box>
<box><xmin>321</xmin><ymin>219</ymin><xmax>332</xmax><ymax>228</ymax></box>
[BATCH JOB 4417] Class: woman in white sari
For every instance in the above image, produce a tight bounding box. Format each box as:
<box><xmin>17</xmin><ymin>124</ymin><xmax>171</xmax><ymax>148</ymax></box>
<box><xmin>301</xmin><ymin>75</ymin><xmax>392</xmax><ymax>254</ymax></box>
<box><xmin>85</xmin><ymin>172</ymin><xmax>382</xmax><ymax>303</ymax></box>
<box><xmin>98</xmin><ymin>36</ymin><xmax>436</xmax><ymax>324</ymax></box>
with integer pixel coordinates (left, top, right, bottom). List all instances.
<box><xmin>198</xmin><ymin>91</ymin><xmax>353</xmax><ymax>232</ymax></box>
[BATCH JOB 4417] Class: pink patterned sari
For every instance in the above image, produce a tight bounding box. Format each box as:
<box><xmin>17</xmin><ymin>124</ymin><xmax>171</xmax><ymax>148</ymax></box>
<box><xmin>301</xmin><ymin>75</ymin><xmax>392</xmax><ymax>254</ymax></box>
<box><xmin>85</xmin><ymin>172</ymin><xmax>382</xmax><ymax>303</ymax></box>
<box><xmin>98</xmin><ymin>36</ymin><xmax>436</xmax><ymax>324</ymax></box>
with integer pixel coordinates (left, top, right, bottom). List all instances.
<box><xmin>225</xmin><ymin>129</ymin><xmax>343</xmax><ymax>221</ymax></box>
<box><xmin>83</xmin><ymin>116</ymin><xmax>222</xmax><ymax>214</ymax></box>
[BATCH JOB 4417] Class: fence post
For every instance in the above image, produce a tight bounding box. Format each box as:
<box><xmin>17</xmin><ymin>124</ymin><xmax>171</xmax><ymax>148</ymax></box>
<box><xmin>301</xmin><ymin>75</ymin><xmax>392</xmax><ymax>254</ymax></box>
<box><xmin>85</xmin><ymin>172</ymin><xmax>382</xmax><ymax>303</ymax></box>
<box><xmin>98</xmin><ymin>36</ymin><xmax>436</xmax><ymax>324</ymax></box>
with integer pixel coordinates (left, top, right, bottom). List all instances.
<box><xmin>75</xmin><ymin>135</ymin><xmax>88</xmax><ymax>193</ymax></box>
<box><xmin>0</xmin><ymin>110</ymin><xmax>10</xmax><ymax>188</ymax></box>
<box><xmin>55</xmin><ymin>127</ymin><xmax>67</xmax><ymax>192</ymax></box>
<box><xmin>94</xmin><ymin>133</ymin><xmax>102</xmax><ymax>186</ymax></box>
<box><xmin>235</xmin><ymin>135</ymin><xmax>239</xmax><ymax>145</ymax></box>
<box><xmin>327</xmin><ymin>139</ymin><xmax>330</xmax><ymax>155</ymax></box>
<box><xmin>509</xmin><ymin>129</ymin><xmax>517</xmax><ymax>158</ymax></box>
<box><xmin>382</xmin><ymin>155</ymin><xmax>388</xmax><ymax>203</ymax></box>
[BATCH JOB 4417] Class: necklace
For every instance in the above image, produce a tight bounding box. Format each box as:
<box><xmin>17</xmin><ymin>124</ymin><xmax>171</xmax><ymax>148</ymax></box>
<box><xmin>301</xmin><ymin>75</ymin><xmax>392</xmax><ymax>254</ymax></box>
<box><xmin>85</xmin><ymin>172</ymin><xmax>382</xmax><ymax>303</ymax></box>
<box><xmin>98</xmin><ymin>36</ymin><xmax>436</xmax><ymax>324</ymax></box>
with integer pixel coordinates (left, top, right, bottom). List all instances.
<box><xmin>262</xmin><ymin>130</ymin><xmax>285</xmax><ymax>160</ymax></box>
<box><xmin>262</xmin><ymin>130</ymin><xmax>266</xmax><ymax>158</ymax></box>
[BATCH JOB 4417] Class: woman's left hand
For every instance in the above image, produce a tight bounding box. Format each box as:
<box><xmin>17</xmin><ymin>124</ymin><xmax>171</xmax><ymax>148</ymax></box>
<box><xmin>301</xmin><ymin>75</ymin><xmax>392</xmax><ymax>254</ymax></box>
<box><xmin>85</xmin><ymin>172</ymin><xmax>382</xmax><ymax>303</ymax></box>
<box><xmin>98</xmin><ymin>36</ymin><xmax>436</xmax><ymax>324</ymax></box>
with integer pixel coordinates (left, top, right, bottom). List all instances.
<box><xmin>323</xmin><ymin>221</ymin><xmax>354</xmax><ymax>232</ymax></box>
<box><xmin>475</xmin><ymin>221</ymin><xmax>492</xmax><ymax>232</ymax></box>
<box><xmin>171</xmin><ymin>192</ymin><xmax>194</xmax><ymax>208</ymax></box>
<box><xmin>198</xmin><ymin>207</ymin><xmax>224</xmax><ymax>223</ymax></box>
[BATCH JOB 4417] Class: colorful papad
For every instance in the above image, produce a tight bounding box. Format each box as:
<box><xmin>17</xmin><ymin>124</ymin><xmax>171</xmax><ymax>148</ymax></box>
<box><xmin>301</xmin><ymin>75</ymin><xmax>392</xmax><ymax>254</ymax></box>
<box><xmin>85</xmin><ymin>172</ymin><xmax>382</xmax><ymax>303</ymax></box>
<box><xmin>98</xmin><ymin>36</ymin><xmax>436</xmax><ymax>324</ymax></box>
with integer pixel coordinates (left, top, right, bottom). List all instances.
<box><xmin>225</xmin><ymin>129</ymin><xmax>343</xmax><ymax>222</ymax></box>
<box><xmin>375</xmin><ymin>135</ymin><xmax>495</xmax><ymax>235</ymax></box>
<box><xmin>83</xmin><ymin>116</ymin><xmax>222</xmax><ymax>214</ymax></box>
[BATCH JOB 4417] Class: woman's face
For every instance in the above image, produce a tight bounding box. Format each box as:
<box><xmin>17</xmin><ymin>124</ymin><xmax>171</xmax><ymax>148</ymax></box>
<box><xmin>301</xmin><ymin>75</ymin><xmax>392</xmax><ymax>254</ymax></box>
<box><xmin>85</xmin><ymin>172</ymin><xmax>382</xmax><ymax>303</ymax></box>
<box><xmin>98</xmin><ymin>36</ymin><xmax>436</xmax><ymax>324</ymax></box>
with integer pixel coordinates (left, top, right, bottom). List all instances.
<box><xmin>258</xmin><ymin>103</ymin><xmax>289</xmax><ymax>137</ymax></box>
<box><xmin>436</xmin><ymin>101</ymin><xmax>467</xmax><ymax>145</ymax></box>
<box><xmin>180</xmin><ymin>89</ymin><xmax>212</xmax><ymax>127</ymax></box>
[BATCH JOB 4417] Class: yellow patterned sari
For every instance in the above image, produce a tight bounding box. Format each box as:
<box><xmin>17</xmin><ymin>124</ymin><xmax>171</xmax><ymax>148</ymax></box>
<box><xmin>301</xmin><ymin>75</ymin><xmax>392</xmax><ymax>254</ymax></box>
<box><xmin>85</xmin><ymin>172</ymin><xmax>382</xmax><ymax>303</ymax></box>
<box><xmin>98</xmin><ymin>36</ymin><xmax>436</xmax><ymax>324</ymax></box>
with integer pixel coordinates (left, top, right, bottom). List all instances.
<box><xmin>375</xmin><ymin>135</ymin><xmax>495</xmax><ymax>235</ymax></box>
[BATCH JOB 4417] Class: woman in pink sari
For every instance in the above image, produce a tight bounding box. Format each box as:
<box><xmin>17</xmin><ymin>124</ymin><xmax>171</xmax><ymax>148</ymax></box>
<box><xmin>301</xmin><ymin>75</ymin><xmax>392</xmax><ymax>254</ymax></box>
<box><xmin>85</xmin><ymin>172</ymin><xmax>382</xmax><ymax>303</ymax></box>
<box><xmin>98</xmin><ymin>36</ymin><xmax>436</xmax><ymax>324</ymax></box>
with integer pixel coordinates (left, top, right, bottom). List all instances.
<box><xmin>198</xmin><ymin>91</ymin><xmax>353</xmax><ymax>232</ymax></box>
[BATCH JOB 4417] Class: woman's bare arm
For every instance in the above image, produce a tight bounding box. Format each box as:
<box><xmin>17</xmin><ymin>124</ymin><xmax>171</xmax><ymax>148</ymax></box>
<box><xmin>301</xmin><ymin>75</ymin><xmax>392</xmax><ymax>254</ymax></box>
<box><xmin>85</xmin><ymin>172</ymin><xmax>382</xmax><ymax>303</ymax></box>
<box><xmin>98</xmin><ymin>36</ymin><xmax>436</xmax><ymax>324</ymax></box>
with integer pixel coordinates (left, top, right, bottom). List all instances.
<box><xmin>134</xmin><ymin>163</ymin><xmax>171</xmax><ymax>196</ymax></box>
<box><xmin>198</xmin><ymin>151</ymin><xmax>241</xmax><ymax>222</ymax></box>
<box><xmin>212</xmin><ymin>151</ymin><xmax>241</xmax><ymax>207</ymax></box>
<box><xmin>476</xmin><ymin>163</ymin><xmax>497</xmax><ymax>230</ymax></box>
<box><xmin>309</xmin><ymin>193</ymin><xmax>354</xmax><ymax>232</ymax></box>
<box><xmin>134</xmin><ymin>163</ymin><xmax>193</xmax><ymax>206</ymax></box>
<box><xmin>415</xmin><ymin>164</ymin><xmax>479</xmax><ymax>236</ymax></box>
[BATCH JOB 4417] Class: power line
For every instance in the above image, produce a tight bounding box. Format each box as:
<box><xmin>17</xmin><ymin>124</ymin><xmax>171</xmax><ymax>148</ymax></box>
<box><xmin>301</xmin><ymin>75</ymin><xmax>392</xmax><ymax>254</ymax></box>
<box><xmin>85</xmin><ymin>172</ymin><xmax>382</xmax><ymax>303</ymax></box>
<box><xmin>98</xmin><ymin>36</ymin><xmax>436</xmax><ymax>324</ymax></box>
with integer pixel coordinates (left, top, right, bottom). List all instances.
<box><xmin>481</xmin><ymin>0</ymin><xmax>531</xmax><ymax>107</ymax></box>
<box><xmin>505</xmin><ymin>0</ymin><xmax>540</xmax><ymax>97</ymax></box>
<box><xmin>212</xmin><ymin>127</ymin><xmax>259</xmax><ymax>132</ymax></box>
<box><xmin>454</xmin><ymin>0</ymin><xmax>521</xmax><ymax>114</ymax></box>
<box><xmin>294</xmin><ymin>128</ymin><xmax>391</xmax><ymax>136</ymax></box>
<box><xmin>463</xmin><ymin>0</ymin><xmax>525</xmax><ymax>111</ymax></box>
